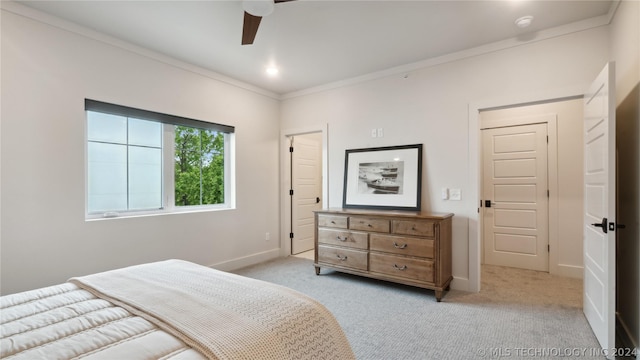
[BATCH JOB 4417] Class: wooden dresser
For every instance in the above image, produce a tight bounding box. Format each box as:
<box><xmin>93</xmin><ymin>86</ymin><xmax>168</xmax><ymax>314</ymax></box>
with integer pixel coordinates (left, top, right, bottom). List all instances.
<box><xmin>314</xmin><ymin>208</ymin><xmax>453</xmax><ymax>301</ymax></box>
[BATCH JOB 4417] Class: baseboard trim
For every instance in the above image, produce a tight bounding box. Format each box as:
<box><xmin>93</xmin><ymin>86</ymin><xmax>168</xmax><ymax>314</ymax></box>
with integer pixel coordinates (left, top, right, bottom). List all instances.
<box><xmin>209</xmin><ymin>249</ymin><xmax>281</xmax><ymax>272</ymax></box>
<box><xmin>451</xmin><ymin>277</ymin><xmax>470</xmax><ymax>291</ymax></box>
<box><xmin>555</xmin><ymin>264</ymin><xmax>583</xmax><ymax>279</ymax></box>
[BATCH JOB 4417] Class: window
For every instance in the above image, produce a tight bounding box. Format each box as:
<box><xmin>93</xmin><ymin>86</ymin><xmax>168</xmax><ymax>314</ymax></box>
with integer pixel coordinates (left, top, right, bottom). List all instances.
<box><xmin>87</xmin><ymin>113</ymin><xmax>163</xmax><ymax>212</ymax></box>
<box><xmin>174</xmin><ymin>126</ymin><xmax>225</xmax><ymax>206</ymax></box>
<box><xmin>85</xmin><ymin>99</ymin><xmax>234</xmax><ymax>218</ymax></box>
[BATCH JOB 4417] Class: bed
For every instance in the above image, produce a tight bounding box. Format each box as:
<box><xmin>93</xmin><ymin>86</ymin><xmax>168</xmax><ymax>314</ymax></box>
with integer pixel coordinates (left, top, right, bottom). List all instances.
<box><xmin>1</xmin><ymin>259</ymin><xmax>355</xmax><ymax>360</ymax></box>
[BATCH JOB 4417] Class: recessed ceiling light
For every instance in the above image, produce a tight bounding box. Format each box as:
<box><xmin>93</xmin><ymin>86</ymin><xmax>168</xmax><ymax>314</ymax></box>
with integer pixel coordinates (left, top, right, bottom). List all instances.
<box><xmin>515</xmin><ymin>15</ymin><xmax>534</xmax><ymax>28</ymax></box>
<box><xmin>266</xmin><ymin>66</ymin><xmax>279</xmax><ymax>76</ymax></box>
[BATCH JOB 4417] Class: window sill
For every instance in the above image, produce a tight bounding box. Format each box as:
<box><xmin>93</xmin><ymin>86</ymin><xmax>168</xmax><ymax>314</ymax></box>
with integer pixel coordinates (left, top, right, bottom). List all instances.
<box><xmin>85</xmin><ymin>205</ymin><xmax>235</xmax><ymax>222</ymax></box>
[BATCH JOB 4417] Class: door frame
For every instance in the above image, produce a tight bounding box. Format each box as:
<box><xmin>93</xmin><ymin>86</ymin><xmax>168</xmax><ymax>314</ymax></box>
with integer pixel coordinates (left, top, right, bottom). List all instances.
<box><xmin>280</xmin><ymin>124</ymin><xmax>328</xmax><ymax>257</ymax></box>
<box><xmin>468</xmin><ymin>87</ymin><xmax>586</xmax><ymax>292</ymax></box>
<box><xmin>480</xmin><ymin>114</ymin><xmax>557</xmax><ymax>273</ymax></box>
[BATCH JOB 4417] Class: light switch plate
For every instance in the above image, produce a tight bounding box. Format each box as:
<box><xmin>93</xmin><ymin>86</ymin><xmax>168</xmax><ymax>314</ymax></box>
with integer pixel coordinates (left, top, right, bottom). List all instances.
<box><xmin>441</xmin><ymin>188</ymin><xmax>449</xmax><ymax>200</ymax></box>
<box><xmin>450</xmin><ymin>188</ymin><xmax>461</xmax><ymax>200</ymax></box>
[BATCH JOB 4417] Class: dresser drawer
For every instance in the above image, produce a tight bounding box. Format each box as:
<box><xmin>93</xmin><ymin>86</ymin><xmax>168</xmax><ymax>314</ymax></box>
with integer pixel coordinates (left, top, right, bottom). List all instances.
<box><xmin>317</xmin><ymin>229</ymin><xmax>368</xmax><ymax>249</ymax></box>
<box><xmin>369</xmin><ymin>253</ymin><xmax>434</xmax><ymax>283</ymax></box>
<box><xmin>370</xmin><ymin>234</ymin><xmax>434</xmax><ymax>259</ymax></box>
<box><xmin>318</xmin><ymin>245</ymin><xmax>368</xmax><ymax>271</ymax></box>
<box><xmin>350</xmin><ymin>217</ymin><xmax>390</xmax><ymax>233</ymax></box>
<box><xmin>392</xmin><ymin>220</ymin><xmax>435</xmax><ymax>237</ymax></box>
<box><xmin>317</xmin><ymin>214</ymin><xmax>348</xmax><ymax>229</ymax></box>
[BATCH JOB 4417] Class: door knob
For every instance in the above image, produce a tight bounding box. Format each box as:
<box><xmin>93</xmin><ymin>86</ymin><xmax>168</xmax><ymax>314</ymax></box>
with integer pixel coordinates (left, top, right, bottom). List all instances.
<box><xmin>316</xmin><ymin>197</ymin><xmax>321</xmax><ymax>204</ymax></box>
<box><xmin>485</xmin><ymin>200</ymin><xmax>492</xmax><ymax>208</ymax></box>
<box><xmin>591</xmin><ymin>217</ymin><xmax>608</xmax><ymax>234</ymax></box>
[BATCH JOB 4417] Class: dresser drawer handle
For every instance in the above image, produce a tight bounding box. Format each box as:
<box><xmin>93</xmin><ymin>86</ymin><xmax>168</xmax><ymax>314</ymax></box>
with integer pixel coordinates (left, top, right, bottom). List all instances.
<box><xmin>336</xmin><ymin>235</ymin><xmax>348</xmax><ymax>242</ymax></box>
<box><xmin>367</xmin><ymin>223</ymin><xmax>373</xmax><ymax>227</ymax></box>
<box><xmin>330</xmin><ymin>220</ymin><xmax>336</xmax><ymax>224</ymax></box>
<box><xmin>393</xmin><ymin>242</ymin><xmax>407</xmax><ymax>249</ymax></box>
<box><xmin>393</xmin><ymin>264</ymin><xmax>407</xmax><ymax>271</ymax></box>
<box><xmin>336</xmin><ymin>254</ymin><xmax>348</xmax><ymax>261</ymax></box>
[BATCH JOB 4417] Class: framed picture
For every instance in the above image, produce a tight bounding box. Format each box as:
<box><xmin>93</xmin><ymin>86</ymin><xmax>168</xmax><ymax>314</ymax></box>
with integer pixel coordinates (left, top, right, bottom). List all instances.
<box><xmin>342</xmin><ymin>144</ymin><xmax>422</xmax><ymax>211</ymax></box>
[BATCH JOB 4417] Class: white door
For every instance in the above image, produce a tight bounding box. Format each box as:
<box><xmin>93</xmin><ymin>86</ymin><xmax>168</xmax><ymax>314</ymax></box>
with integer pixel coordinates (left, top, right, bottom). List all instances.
<box><xmin>583</xmin><ymin>62</ymin><xmax>616</xmax><ymax>355</ymax></box>
<box><xmin>291</xmin><ymin>134</ymin><xmax>322</xmax><ymax>255</ymax></box>
<box><xmin>483</xmin><ymin>123</ymin><xmax>549</xmax><ymax>271</ymax></box>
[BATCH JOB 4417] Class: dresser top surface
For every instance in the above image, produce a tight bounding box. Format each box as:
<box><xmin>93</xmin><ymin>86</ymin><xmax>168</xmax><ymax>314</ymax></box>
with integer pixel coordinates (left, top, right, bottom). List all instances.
<box><xmin>316</xmin><ymin>208</ymin><xmax>454</xmax><ymax>220</ymax></box>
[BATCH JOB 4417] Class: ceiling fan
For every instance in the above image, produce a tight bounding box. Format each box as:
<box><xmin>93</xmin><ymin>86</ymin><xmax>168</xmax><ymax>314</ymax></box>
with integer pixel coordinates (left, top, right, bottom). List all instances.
<box><xmin>241</xmin><ymin>0</ymin><xmax>295</xmax><ymax>45</ymax></box>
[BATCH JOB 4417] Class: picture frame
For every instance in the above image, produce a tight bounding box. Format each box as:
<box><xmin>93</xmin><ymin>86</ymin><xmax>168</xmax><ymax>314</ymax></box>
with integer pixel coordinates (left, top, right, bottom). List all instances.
<box><xmin>342</xmin><ymin>144</ymin><xmax>422</xmax><ymax>211</ymax></box>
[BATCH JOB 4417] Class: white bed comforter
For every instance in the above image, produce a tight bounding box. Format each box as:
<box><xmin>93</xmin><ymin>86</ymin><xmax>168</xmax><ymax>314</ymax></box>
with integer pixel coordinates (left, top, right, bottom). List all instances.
<box><xmin>1</xmin><ymin>260</ymin><xmax>355</xmax><ymax>360</ymax></box>
<box><xmin>1</xmin><ymin>282</ymin><xmax>206</xmax><ymax>360</ymax></box>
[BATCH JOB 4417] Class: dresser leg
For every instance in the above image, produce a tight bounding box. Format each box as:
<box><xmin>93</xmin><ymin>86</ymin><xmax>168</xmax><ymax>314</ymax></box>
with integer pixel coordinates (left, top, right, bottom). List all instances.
<box><xmin>435</xmin><ymin>290</ymin><xmax>443</xmax><ymax>302</ymax></box>
<box><xmin>315</xmin><ymin>267</ymin><xmax>320</xmax><ymax>275</ymax></box>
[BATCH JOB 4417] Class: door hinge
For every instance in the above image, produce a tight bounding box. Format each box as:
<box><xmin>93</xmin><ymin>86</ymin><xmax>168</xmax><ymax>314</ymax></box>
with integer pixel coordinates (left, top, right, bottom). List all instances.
<box><xmin>548</xmin><ymin>244</ymin><xmax>550</xmax><ymax>252</ymax></box>
<box><xmin>289</xmin><ymin>146</ymin><xmax>294</xmax><ymax>153</ymax></box>
<box><xmin>289</xmin><ymin>189</ymin><xmax>294</xmax><ymax>196</ymax></box>
<box><xmin>289</xmin><ymin>232</ymin><xmax>294</xmax><ymax>239</ymax></box>
<box><xmin>547</xmin><ymin>190</ymin><xmax>550</xmax><ymax>197</ymax></box>
<box><xmin>546</xmin><ymin>135</ymin><xmax>549</xmax><ymax>143</ymax></box>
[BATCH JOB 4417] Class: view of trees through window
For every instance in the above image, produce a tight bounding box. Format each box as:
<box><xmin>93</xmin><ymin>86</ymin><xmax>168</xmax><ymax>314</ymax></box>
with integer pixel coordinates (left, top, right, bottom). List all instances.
<box><xmin>86</xmin><ymin>100</ymin><xmax>233</xmax><ymax>217</ymax></box>
<box><xmin>174</xmin><ymin>126</ymin><xmax>225</xmax><ymax>206</ymax></box>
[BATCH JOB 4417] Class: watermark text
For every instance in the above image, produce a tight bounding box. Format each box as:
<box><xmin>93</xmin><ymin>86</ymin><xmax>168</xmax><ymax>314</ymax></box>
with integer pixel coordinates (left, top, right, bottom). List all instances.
<box><xmin>476</xmin><ymin>347</ymin><xmax>638</xmax><ymax>358</ymax></box>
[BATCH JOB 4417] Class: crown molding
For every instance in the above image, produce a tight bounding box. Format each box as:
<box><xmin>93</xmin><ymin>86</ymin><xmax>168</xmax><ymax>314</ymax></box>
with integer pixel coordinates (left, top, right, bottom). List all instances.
<box><xmin>1</xmin><ymin>1</ymin><xmax>281</xmax><ymax>101</ymax></box>
<box><xmin>282</xmin><ymin>10</ymin><xmax>614</xmax><ymax>100</ymax></box>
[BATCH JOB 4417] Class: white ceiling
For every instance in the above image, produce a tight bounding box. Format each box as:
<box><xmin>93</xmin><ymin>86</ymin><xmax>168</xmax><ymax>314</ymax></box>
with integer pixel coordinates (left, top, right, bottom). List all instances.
<box><xmin>15</xmin><ymin>0</ymin><xmax>614</xmax><ymax>96</ymax></box>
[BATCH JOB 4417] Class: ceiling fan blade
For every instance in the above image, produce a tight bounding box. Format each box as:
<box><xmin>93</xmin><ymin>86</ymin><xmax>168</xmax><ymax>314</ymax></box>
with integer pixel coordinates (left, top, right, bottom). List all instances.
<box><xmin>241</xmin><ymin>0</ymin><xmax>296</xmax><ymax>45</ymax></box>
<box><xmin>242</xmin><ymin>11</ymin><xmax>262</xmax><ymax>45</ymax></box>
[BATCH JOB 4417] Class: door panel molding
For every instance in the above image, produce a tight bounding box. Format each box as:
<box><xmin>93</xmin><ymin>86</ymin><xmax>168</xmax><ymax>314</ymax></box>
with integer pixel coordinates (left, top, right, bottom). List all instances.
<box><xmin>291</xmin><ymin>134</ymin><xmax>322</xmax><ymax>254</ymax></box>
<box><xmin>482</xmin><ymin>123</ymin><xmax>549</xmax><ymax>271</ymax></box>
<box><xmin>480</xmin><ymin>113</ymin><xmax>564</xmax><ymax>277</ymax></box>
<box><xmin>582</xmin><ymin>62</ymin><xmax>616</xmax><ymax>355</ymax></box>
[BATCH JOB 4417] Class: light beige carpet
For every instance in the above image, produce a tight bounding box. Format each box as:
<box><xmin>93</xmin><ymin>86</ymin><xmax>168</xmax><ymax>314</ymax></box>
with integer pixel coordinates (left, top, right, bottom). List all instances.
<box><xmin>235</xmin><ymin>257</ymin><xmax>601</xmax><ymax>359</ymax></box>
<box><xmin>455</xmin><ymin>264</ymin><xmax>582</xmax><ymax>308</ymax></box>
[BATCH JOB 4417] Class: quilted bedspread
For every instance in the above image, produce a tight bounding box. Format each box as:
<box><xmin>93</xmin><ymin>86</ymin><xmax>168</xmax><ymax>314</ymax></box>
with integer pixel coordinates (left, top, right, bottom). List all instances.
<box><xmin>1</xmin><ymin>282</ymin><xmax>206</xmax><ymax>359</ymax></box>
<box><xmin>1</xmin><ymin>259</ymin><xmax>355</xmax><ymax>360</ymax></box>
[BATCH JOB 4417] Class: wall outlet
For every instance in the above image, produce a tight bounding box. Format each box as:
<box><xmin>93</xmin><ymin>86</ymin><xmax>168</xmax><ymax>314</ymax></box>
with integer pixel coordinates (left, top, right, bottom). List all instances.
<box><xmin>377</xmin><ymin>128</ymin><xmax>383</xmax><ymax>137</ymax></box>
<box><xmin>265</xmin><ymin>232</ymin><xmax>270</xmax><ymax>241</ymax></box>
<box><xmin>371</xmin><ymin>128</ymin><xmax>377</xmax><ymax>138</ymax></box>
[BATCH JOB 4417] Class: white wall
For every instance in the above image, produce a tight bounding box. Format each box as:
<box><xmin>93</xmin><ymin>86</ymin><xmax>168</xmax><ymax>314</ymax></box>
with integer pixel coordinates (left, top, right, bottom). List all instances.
<box><xmin>1</xmin><ymin>8</ymin><xmax>281</xmax><ymax>294</ymax></box>
<box><xmin>281</xmin><ymin>26</ymin><xmax>610</xmax><ymax>290</ymax></box>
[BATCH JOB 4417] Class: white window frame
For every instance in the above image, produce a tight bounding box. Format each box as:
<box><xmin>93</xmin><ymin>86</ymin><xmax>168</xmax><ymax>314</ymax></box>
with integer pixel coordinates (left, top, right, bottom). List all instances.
<box><xmin>85</xmin><ymin>100</ymin><xmax>235</xmax><ymax>220</ymax></box>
